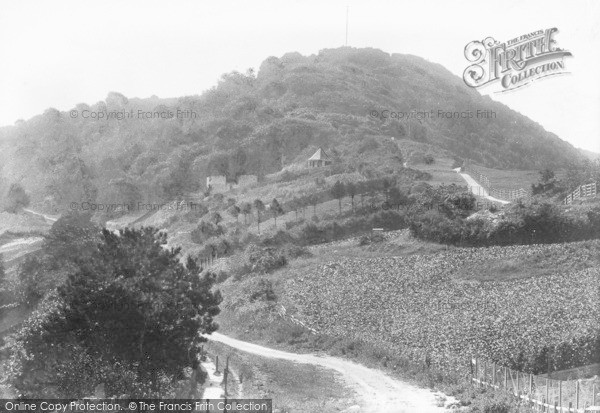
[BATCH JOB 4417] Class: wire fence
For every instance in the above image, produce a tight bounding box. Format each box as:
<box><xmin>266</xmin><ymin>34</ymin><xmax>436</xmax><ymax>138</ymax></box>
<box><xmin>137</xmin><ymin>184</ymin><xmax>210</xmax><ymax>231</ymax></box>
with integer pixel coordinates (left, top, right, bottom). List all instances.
<box><xmin>472</xmin><ymin>357</ymin><xmax>600</xmax><ymax>412</ymax></box>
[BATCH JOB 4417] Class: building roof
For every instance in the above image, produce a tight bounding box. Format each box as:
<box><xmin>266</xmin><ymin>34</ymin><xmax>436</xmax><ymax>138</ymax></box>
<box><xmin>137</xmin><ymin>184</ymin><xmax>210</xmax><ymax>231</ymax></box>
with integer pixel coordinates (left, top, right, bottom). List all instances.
<box><xmin>308</xmin><ymin>148</ymin><xmax>330</xmax><ymax>161</ymax></box>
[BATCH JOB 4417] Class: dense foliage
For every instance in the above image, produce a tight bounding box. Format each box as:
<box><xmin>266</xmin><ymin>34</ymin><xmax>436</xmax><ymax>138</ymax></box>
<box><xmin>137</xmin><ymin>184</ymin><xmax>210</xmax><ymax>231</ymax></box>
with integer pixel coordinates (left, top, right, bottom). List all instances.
<box><xmin>410</xmin><ymin>202</ymin><xmax>600</xmax><ymax>246</ymax></box>
<box><xmin>0</xmin><ymin>48</ymin><xmax>585</xmax><ymax>212</ymax></box>
<box><xmin>2</xmin><ymin>226</ymin><xmax>222</xmax><ymax>397</ymax></box>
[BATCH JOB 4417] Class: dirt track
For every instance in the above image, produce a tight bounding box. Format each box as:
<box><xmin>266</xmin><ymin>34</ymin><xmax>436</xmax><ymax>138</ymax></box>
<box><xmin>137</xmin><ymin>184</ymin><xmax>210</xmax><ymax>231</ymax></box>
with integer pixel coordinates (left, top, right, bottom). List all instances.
<box><xmin>208</xmin><ymin>332</ymin><xmax>452</xmax><ymax>413</ymax></box>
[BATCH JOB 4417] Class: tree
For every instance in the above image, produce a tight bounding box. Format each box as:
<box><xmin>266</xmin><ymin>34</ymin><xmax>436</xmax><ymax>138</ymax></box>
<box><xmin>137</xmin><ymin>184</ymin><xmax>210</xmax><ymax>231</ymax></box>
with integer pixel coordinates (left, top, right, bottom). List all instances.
<box><xmin>346</xmin><ymin>182</ymin><xmax>357</xmax><ymax>213</ymax></box>
<box><xmin>4</xmin><ymin>183</ymin><xmax>30</xmax><ymax>213</ymax></box>
<box><xmin>5</xmin><ymin>227</ymin><xmax>222</xmax><ymax>397</ymax></box>
<box><xmin>381</xmin><ymin>178</ymin><xmax>394</xmax><ymax>201</ymax></box>
<box><xmin>227</xmin><ymin>204</ymin><xmax>241</xmax><ymax>223</ymax></box>
<box><xmin>190</xmin><ymin>221</ymin><xmax>224</xmax><ymax>244</ymax></box>
<box><xmin>13</xmin><ymin>211</ymin><xmax>101</xmax><ymax>308</ymax></box>
<box><xmin>270</xmin><ymin>198</ymin><xmax>284</xmax><ymax>227</ymax></box>
<box><xmin>532</xmin><ymin>169</ymin><xmax>558</xmax><ymax>195</ymax></box>
<box><xmin>289</xmin><ymin>197</ymin><xmax>300</xmax><ymax>221</ymax></box>
<box><xmin>388</xmin><ymin>187</ymin><xmax>409</xmax><ymax>209</ymax></box>
<box><xmin>45</xmin><ymin>211</ymin><xmax>100</xmax><ymax>264</ymax></box>
<box><xmin>241</xmin><ymin>202</ymin><xmax>252</xmax><ymax>225</ymax></box>
<box><xmin>330</xmin><ymin>181</ymin><xmax>346</xmax><ymax>214</ymax></box>
<box><xmin>253</xmin><ymin>199</ymin><xmax>265</xmax><ymax>233</ymax></box>
<box><xmin>308</xmin><ymin>193</ymin><xmax>319</xmax><ymax>216</ymax></box>
<box><xmin>356</xmin><ymin>181</ymin><xmax>366</xmax><ymax>209</ymax></box>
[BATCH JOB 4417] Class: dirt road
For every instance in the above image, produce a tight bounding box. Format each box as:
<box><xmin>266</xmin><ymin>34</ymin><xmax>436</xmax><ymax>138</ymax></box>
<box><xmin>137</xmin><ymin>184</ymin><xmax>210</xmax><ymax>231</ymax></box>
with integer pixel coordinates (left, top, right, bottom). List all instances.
<box><xmin>208</xmin><ymin>332</ymin><xmax>453</xmax><ymax>413</ymax></box>
<box><xmin>22</xmin><ymin>208</ymin><xmax>59</xmax><ymax>223</ymax></box>
<box><xmin>453</xmin><ymin>168</ymin><xmax>509</xmax><ymax>204</ymax></box>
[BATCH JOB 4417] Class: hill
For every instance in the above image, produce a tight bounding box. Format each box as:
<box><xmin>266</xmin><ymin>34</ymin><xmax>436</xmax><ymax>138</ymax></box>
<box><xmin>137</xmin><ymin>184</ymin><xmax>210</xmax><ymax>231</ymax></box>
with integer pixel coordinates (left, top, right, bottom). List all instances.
<box><xmin>579</xmin><ymin>148</ymin><xmax>600</xmax><ymax>161</ymax></box>
<box><xmin>0</xmin><ymin>47</ymin><xmax>585</xmax><ymax>212</ymax></box>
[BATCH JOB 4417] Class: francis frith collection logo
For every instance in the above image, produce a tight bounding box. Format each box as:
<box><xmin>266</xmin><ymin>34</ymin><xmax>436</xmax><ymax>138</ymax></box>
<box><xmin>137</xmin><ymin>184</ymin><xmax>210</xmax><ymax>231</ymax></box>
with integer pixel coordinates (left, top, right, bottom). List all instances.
<box><xmin>463</xmin><ymin>28</ymin><xmax>572</xmax><ymax>92</ymax></box>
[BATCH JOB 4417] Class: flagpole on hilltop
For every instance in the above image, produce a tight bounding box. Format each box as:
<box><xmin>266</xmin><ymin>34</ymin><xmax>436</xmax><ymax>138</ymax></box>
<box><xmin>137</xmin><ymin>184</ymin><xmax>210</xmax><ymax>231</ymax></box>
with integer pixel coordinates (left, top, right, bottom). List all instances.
<box><xmin>345</xmin><ymin>5</ymin><xmax>349</xmax><ymax>46</ymax></box>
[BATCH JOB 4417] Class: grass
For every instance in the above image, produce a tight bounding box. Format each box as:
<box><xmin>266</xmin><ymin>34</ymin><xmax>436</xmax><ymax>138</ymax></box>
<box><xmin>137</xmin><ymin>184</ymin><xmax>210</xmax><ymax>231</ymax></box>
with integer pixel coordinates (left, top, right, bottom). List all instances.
<box><xmin>455</xmin><ymin>241</ymin><xmax>600</xmax><ymax>282</ymax></box>
<box><xmin>409</xmin><ymin>157</ymin><xmax>465</xmax><ymax>187</ymax></box>
<box><xmin>466</xmin><ymin>165</ymin><xmax>567</xmax><ymax>191</ymax></box>
<box><xmin>542</xmin><ymin>363</ymin><xmax>600</xmax><ymax>380</ymax></box>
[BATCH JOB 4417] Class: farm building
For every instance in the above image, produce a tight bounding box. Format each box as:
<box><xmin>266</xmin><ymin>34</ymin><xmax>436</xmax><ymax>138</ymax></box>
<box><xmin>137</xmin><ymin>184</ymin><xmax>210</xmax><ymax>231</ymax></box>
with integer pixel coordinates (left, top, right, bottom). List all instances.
<box><xmin>206</xmin><ymin>174</ymin><xmax>258</xmax><ymax>192</ymax></box>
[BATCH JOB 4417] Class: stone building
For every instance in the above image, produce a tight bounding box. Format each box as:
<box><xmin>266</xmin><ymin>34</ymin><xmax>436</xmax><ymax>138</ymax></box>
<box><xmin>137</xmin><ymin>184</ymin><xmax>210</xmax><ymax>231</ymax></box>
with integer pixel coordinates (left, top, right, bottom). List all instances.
<box><xmin>206</xmin><ymin>175</ymin><xmax>227</xmax><ymax>192</ymax></box>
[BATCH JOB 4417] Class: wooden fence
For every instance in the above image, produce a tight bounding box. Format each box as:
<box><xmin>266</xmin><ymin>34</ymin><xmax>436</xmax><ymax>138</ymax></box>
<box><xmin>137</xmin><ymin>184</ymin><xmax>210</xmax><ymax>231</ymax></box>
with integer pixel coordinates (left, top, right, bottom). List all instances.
<box><xmin>490</xmin><ymin>187</ymin><xmax>530</xmax><ymax>201</ymax></box>
<box><xmin>471</xmin><ymin>357</ymin><xmax>600</xmax><ymax>412</ymax></box>
<box><xmin>462</xmin><ymin>165</ymin><xmax>530</xmax><ymax>201</ymax></box>
<box><xmin>564</xmin><ymin>183</ymin><xmax>597</xmax><ymax>205</ymax></box>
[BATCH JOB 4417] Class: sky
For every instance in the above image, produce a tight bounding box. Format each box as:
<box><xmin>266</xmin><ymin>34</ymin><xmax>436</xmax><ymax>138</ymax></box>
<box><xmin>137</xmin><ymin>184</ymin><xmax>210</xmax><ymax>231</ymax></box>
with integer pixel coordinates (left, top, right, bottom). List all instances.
<box><xmin>0</xmin><ymin>0</ymin><xmax>598</xmax><ymax>153</ymax></box>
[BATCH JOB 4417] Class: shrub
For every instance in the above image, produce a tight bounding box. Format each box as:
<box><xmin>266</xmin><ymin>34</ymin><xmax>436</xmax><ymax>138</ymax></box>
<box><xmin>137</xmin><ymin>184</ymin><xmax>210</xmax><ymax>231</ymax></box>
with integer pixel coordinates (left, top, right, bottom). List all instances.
<box><xmin>3</xmin><ymin>183</ymin><xmax>30</xmax><ymax>213</ymax></box>
<box><xmin>261</xmin><ymin>230</ymin><xmax>295</xmax><ymax>247</ymax></box>
<box><xmin>190</xmin><ymin>221</ymin><xmax>224</xmax><ymax>244</ymax></box>
<box><xmin>410</xmin><ymin>201</ymin><xmax>600</xmax><ymax>247</ymax></box>
<box><xmin>246</xmin><ymin>245</ymin><xmax>287</xmax><ymax>274</ymax></box>
<box><xmin>358</xmin><ymin>233</ymin><xmax>385</xmax><ymax>245</ymax></box>
<box><xmin>281</xmin><ymin>244</ymin><xmax>311</xmax><ymax>259</ymax></box>
<box><xmin>249</xmin><ymin>279</ymin><xmax>277</xmax><ymax>302</ymax></box>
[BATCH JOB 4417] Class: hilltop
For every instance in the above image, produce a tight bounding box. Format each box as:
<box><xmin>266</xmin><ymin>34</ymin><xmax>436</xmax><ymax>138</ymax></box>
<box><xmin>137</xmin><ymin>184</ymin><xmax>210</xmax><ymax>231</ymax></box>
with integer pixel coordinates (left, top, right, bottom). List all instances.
<box><xmin>0</xmin><ymin>47</ymin><xmax>586</xmax><ymax>212</ymax></box>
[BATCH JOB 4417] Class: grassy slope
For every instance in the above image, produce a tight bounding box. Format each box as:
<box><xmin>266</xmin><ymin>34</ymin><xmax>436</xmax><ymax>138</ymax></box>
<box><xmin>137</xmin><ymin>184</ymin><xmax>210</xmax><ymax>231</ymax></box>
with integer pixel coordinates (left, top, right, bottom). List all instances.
<box><xmin>462</xmin><ymin>165</ymin><xmax>568</xmax><ymax>191</ymax></box>
<box><xmin>213</xmin><ymin>231</ymin><xmax>600</xmax><ymax>396</ymax></box>
<box><xmin>407</xmin><ymin>157</ymin><xmax>464</xmax><ymax>187</ymax></box>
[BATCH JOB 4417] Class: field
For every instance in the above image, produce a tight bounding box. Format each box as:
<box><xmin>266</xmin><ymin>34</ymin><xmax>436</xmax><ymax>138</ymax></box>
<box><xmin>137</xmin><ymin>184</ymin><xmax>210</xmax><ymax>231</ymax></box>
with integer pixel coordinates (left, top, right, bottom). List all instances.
<box><xmin>216</xmin><ymin>234</ymin><xmax>600</xmax><ymax>381</ymax></box>
<box><xmin>464</xmin><ymin>165</ymin><xmax>567</xmax><ymax>191</ymax></box>
<box><xmin>408</xmin><ymin>157</ymin><xmax>465</xmax><ymax>187</ymax></box>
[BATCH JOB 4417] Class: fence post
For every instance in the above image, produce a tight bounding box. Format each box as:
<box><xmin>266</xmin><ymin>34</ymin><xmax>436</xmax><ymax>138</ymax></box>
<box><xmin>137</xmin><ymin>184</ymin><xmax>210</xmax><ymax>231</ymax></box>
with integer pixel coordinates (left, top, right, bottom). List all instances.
<box><xmin>492</xmin><ymin>362</ymin><xmax>496</xmax><ymax>387</ymax></box>
<box><xmin>504</xmin><ymin>367</ymin><xmax>508</xmax><ymax>390</ymax></box>
<box><xmin>575</xmin><ymin>380</ymin><xmax>579</xmax><ymax>410</ymax></box>
<box><xmin>483</xmin><ymin>359</ymin><xmax>487</xmax><ymax>384</ymax></box>
<box><xmin>529</xmin><ymin>374</ymin><xmax>533</xmax><ymax>405</ymax></box>
<box><xmin>223</xmin><ymin>355</ymin><xmax>230</xmax><ymax>397</ymax></box>
<box><xmin>517</xmin><ymin>372</ymin><xmax>520</xmax><ymax>396</ymax></box>
<box><xmin>474</xmin><ymin>358</ymin><xmax>478</xmax><ymax>387</ymax></box>
<box><xmin>546</xmin><ymin>379</ymin><xmax>550</xmax><ymax>413</ymax></box>
<box><xmin>593</xmin><ymin>383</ymin><xmax>597</xmax><ymax>406</ymax></box>
<box><xmin>558</xmin><ymin>381</ymin><xmax>562</xmax><ymax>412</ymax></box>
<box><xmin>215</xmin><ymin>355</ymin><xmax>219</xmax><ymax>373</ymax></box>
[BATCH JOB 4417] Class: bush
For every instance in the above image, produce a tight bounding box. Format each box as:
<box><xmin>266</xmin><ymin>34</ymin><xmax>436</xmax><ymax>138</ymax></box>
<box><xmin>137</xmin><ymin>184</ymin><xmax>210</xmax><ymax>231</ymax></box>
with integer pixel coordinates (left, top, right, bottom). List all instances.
<box><xmin>410</xmin><ymin>201</ymin><xmax>600</xmax><ymax>247</ymax></box>
<box><xmin>249</xmin><ymin>279</ymin><xmax>277</xmax><ymax>302</ymax></box>
<box><xmin>215</xmin><ymin>270</ymin><xmax>230</xmax><ymax>283</ymax></box>
<box><xmin>246</xmin><ymin>245</ymin><xmax>287</xmax><ymax>274</ymax></box>
<box><xmin>358</xmin><ymin>233</ymin><xmax>385</xmax><ymax>246</ymax></box>
<box><xmin>261</xmin><ymin>230</ymin><xmax>295</xmax><ymax>247</ymax></box>
<box><xmin>281</xmin><ymin>244</ymin><xmax>311</xmax><ymax>259</ymax></box>
<box><xmin>3</xmin><ymin>184</ymin><xmax>31</xmax><ymax>213</ymax></box>
<box><xmin>190</xmin><ymin>221</ymin><xmax>225</xmax><ymax>244</ymax></box>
